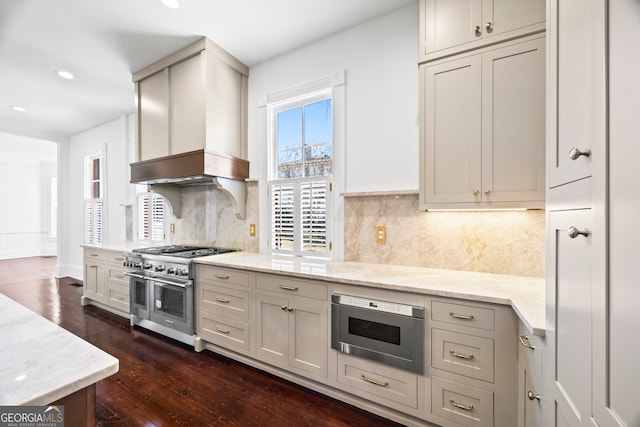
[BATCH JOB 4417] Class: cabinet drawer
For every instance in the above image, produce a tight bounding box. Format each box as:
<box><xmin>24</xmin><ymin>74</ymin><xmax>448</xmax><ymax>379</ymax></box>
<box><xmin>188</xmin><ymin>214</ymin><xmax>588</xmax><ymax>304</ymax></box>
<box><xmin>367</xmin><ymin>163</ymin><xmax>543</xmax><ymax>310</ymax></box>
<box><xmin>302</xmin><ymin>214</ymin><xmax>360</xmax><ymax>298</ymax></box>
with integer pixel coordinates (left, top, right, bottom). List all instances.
<box><xmin>432</xmin><ymin>329</ymin><xmax>494</xmax><ymax>382</ymax></box>
<box><xmin>106</xmin><ymin>252</ymin><xmax>125</xmax><ymax>265</ymax></box>
<box><xmin>432</xmin><ymin>376</ymin><xmax>493</xmax><ymax>427</ymax></box>
<box><xmin>199</xmin><ymin>313</ymin><xmax>250</xmax><ymax>351</ymax></box>
<box><xmin>106</xmin><ymin>283</ymin><xmax>129</xmax><ymax>312</ymax></box>
<box><xmin>432</xmin><ymin>300</ymin><xmax>495</xmax><ymax>331</ymax></box>
<box><xmin>84</xmin><ymin>250</ymin><xmax>106</xmax><ymax>261</ymax></box>
<box><xmin>337</xmin><ymin>353</ymin><xmax>419</xmax><ymax>411</ymax></box>
<box><xmin>106</xmin><ymin>265</ymin><xmax>128</xmax><ymax>285</ymax></box>
<box><xmin>199</xmin><ymin>284</ymin><xmax>250</xmax><ymax>320</ymax></box>
<box><xmin>256</xmin><ymin>274</ymin><xmax>327</xmax><ymax>300</ymax></box>
<box><xmin>197</xmin><ymin>265</ymin><xmax>250</xmax><ymax>287</ymax></box>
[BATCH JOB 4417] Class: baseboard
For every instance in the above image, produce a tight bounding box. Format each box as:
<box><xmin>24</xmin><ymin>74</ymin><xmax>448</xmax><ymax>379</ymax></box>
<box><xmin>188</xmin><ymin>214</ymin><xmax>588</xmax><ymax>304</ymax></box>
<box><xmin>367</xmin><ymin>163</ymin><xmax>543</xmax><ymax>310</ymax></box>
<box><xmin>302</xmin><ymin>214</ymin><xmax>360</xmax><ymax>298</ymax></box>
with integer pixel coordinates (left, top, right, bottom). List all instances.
<box><xmin>57</xmin><ymin>264</ymin><xmax>83</xmax><ymax>281</ymax></box>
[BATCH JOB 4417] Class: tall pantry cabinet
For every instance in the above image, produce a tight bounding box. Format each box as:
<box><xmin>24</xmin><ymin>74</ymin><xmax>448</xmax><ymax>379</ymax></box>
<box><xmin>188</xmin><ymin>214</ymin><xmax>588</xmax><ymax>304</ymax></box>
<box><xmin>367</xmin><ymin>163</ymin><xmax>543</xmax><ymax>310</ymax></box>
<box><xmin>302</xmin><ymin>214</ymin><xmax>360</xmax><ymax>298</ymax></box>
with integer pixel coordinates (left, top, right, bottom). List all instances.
<box><xmin>545</xmin><ymin>0</ymin><xmax>639</xmax><ymax>426</ymax></box>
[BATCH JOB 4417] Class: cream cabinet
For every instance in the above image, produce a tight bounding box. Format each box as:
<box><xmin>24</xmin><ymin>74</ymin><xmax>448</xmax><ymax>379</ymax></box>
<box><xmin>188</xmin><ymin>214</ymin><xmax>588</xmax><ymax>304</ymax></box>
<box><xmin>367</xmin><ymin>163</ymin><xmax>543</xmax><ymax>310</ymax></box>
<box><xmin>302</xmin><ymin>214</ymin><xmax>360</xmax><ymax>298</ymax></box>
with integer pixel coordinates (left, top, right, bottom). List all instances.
<box><xmin>195</xmin><ymin>265</ymin><xmax>252</xmax><ymax>354</ymax></box>
<box><xmin>419</xmin><ymin>0</ymin><xmax>545</xmax><ymax>62</ymax></box>
<box><xmin>255</xmin><ymin>274</ymin><xmax>329</xmax><ymax>381</ymax></box>
<box><xmin>133</xmin><ymin>37</ymin><xmax>249</xmax><ymax>162</ymax></box>
<box><xmin>83</xmin><ymin>249</ymin><xmax>106</xmax><ymax>304</ymax></box>
<box><xmin>427</xmin><ymin>298</ymin><xmax>518</xmax><ymax>427</ymax></box>
<box><xmin>82</xmin><ymin>248</ymin><xmax>129</xmax><ymax>315</ymax></box>
<box><xmin>427</xmin><ymin>299</ymin><xmax>518</xmax><ymax>427</ymax></box>
<box><xmin>420</xmin><ymin>36</ymin><xmax>545</xmax><ymax>210</ymax></box>
<box><xmin>517</xmin><ymin>324</ymin><xmax>546</xmax><ymax>427</ymax></box>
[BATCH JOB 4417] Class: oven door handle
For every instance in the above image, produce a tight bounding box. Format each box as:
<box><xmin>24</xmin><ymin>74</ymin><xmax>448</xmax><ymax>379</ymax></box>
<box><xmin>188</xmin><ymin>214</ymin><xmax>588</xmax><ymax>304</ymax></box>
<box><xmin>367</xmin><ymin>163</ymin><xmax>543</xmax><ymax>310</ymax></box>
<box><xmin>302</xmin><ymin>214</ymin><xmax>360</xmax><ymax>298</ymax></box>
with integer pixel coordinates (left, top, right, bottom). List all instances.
<box><xmin>148</xmin><ymin>277</ymin><xmax>192</xmax><ymax>288</ymax></box>
<box><xmin>123</xmin><ymin>272</ymin><xmax>146</xmax><ymax>280</ymax></box>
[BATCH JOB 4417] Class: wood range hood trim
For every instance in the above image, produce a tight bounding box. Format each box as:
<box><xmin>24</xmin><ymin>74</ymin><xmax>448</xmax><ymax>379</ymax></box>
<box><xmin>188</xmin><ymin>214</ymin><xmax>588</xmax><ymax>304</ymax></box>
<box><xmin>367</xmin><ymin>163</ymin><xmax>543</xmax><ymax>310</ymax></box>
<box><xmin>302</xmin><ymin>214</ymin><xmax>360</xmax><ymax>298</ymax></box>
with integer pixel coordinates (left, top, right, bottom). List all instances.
<box><xmin>130</xmin><ymin>149</ymin><xmax>249</xmax><ymax>219</ymax></box>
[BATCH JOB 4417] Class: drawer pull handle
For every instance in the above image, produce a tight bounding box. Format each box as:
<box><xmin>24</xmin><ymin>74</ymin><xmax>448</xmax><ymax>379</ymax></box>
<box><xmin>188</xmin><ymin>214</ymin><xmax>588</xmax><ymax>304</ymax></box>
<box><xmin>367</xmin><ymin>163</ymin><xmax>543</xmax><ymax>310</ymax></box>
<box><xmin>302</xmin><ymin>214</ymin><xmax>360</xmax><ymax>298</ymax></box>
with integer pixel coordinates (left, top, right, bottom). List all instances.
<box><xmin>527</xmin><ymin>390</ymin><xmax>541</xmax><ymax>401</ymax></box>
<box><xmin>90</xmin><ymin>253</ymin><xmax>99</xmax><ymax>257</ymax></box>
<box><xmin>449</xmin><ymin>399</ymin><xmax>474</xmax><ymax>411</ymax></box>
<box><xmin>279</xmin><ymin>285</ymin><xmax>299</xmax><ymax>291</ymax></box>
<box><xmin>519</xmin><ymin>335</ymin><xmax>536</xmax><ymax>350</ymax></box>
<box><xmin>449</xmin><ymin>349</ymin><xmax>475</xmax><ymax>360</ymax></box>
<box><xmin>115</xmin><ymin>296</ymin><xmax>125</xmax><ymax>301</ymax></box>
<box><xmin>215</xmin><ymin>297</ymin><xmax>231</xmax><ymax>303</ymax></box>
<box><xmin>215</xmin><ymin>274</ymin><xmax>230</xmax><ymax>280</ymax></box>
<box><xmin>361</xmin><ymin>375</ymin><xmax>389</xmax><ymax>387</ymax></box>
<box><xmin>116</xmin><ymin>275</ymin><xmax>125</xmax><ymax>279</ymax></box>
<box><xmin>449</xmin><ymin>312</ymin><xmax>474</xmax><ymax>320</ymax></box>
<box><xmin>215</xmin><ymin>326</ymin><xmax>231</xmax><ymax>334</ymax></box>
<box><xmin>114</xmin><ymin>257</ymin><xmax>124</xmax><ymax>261</ymax></box>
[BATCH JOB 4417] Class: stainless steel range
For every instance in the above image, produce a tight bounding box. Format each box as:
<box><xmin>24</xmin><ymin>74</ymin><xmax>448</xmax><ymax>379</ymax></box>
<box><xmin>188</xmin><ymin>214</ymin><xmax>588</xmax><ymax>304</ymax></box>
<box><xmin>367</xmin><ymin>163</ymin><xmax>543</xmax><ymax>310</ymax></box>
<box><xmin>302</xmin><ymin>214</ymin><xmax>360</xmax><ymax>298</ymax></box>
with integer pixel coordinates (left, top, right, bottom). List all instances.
<box><xmin>123</xmin><ymin>245</ymin><xmax>236</xmax><ymax>346</ymax></box>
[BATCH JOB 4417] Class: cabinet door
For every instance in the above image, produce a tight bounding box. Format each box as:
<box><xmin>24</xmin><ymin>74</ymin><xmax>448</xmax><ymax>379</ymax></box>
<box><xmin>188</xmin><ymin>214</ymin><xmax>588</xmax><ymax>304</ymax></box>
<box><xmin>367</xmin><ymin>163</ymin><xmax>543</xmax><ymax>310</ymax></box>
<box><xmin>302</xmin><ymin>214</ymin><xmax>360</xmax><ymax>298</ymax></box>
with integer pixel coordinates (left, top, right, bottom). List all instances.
<box><xmin>169</xmin><ymin>54</ymin><xmax>206</xmax><ymax>155</ymax></box>
<box><xmin>420</xmin><ymin>54</ymin><xmax>482</xmax><ymax>206</ymax></box>
<box><xmin>481</xmin><ymin>38</ymin><xmax>545</xmax><ymax>204</ymax></box>
<box><xmin>83</xmin><ymin>260</ymin><xmax>105</xmax><ymax>302</ymax></box>
<box><xmin>288</xmin><ymin>300</ymin><xmax>328</xmax><ymax>377</ymax></box>
<box><xmin>422</xmin><ymin>0</ymin><xmax>481</xmax><ymax>55</ymax></box>
<box><xmin>545</xmin><ymin>209</ymin><xmax>592</xmax><ymax>427</ymax></box>
<box><xmin>255</xmin><ymin>293</ymin><xmax>288</xmax><ymax>366</ymax></box>
<box><xmin>485</xmin><ymin>0</ymin><xmax>545</xmax><ymax>40</ymax></box>
<box><xmin>547</xmin><ymin>0</ymin><xmax>604</xmax><ymax>188</ymax></box>
<box><xmin>137</xmin><ymin>69</ymin><xmax>169</xmax><ymax>161</ymax></box>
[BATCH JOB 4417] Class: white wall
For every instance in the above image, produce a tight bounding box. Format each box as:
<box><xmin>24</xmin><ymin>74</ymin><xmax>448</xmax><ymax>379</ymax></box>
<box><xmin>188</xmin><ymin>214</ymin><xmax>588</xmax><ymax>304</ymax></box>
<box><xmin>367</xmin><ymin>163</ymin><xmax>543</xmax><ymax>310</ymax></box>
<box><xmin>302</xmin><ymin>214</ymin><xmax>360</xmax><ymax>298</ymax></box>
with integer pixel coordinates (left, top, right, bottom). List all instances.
<box><xmin>0</xmin><ymin>132</ymin><xmax>57</xmax><ymax>259</ymax></box>
<box><xmin>57</xmin><ymin>114</ymin><xmax>135</xmax><ymax>279</ymax></box>
<box><xmin>247</xmin><ymin>4</ymin><xmax>419</xmax><ymax>192</ymax></box>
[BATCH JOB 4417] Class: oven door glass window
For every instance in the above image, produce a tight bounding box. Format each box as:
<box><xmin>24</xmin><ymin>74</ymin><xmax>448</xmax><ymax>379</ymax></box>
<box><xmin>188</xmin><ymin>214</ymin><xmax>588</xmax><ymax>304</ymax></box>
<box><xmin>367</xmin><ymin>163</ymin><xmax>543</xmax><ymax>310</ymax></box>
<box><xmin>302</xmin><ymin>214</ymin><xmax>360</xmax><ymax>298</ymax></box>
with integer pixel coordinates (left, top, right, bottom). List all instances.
<box><xmin>133</xmin><ymin>279</ymin><xmax>146</xmax><ymax>307</ymax></box>
<box><xmin>154</xmin><ymin>283</ymin><xmax>185</xmax><ymax>319</ymax></box>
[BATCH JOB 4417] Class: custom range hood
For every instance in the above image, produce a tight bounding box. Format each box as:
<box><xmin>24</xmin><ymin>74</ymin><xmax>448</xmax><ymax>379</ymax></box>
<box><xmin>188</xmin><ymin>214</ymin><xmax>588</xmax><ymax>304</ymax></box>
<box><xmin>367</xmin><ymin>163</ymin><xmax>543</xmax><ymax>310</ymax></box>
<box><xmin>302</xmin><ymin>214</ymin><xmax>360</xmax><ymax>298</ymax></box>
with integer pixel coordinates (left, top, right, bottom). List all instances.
<box><xmin>130</xmin><ymin>36</ymin><xmax>250</xmax><ymax>219</ymax></box>
<box><xmin>130</xmin><ymin>149</ymin><xmax>249</xmax><ymax>219</ymax></box>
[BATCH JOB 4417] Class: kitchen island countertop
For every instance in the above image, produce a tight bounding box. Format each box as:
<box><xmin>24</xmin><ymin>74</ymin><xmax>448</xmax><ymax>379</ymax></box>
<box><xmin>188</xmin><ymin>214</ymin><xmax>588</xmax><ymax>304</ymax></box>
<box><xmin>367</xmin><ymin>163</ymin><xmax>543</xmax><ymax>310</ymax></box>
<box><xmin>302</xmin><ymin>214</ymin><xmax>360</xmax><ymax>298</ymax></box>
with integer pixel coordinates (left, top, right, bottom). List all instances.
<box><xmin>0</xmin><ymin>293</ymin><xmax>119</xmax><ymax>405</ymax></box>
<box><xmin>194</xmin><ymin>252</ymin><xmax>545</xmax><ymax>336</ymax></box>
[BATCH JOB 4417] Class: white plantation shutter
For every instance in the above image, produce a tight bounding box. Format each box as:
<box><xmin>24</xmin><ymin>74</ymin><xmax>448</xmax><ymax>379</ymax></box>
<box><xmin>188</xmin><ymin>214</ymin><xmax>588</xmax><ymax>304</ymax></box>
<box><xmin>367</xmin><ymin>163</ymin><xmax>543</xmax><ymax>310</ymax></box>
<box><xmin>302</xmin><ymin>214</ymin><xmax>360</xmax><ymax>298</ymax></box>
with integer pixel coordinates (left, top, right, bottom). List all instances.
<box><xmin>300</xmin><ymin>179</ymin><xmax>328</xmax><ymax>253</ymax></box>
<box><xmin>85</xmin><ymin>201</ymin><xmax>103</xmax><ymax>245</ymax></box>
<box><xmin>270</xmin><ymin>182</ymin><xmax>295</xmax><ymax>251</ymax></box>
<box><xmin>138</xmin><ymin>192</ymin><xmax>166</xmax><ymax>242</ymax></box>
<box><xmin>270</xmin><ymin>177</ymin><xmax>331</xmax><ymax>256</ymax></box>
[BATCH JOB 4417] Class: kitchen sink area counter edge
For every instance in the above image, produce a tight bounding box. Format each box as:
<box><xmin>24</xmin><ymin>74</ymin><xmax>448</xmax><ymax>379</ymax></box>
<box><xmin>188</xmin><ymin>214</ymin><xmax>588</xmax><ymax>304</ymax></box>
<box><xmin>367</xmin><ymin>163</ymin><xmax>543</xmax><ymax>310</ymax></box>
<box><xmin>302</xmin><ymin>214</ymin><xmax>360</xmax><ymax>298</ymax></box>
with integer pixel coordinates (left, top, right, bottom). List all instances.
<box><xmin>194</xmin><ymin>251</ymin><xmax>545</xmax><ymax>336</ymax></box>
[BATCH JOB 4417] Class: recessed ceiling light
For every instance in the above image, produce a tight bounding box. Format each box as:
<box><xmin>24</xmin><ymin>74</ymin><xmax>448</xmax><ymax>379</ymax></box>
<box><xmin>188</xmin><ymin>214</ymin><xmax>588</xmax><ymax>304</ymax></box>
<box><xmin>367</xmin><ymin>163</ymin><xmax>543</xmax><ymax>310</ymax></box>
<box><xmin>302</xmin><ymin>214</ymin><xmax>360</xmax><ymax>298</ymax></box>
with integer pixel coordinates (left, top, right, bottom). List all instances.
<box><xmin>9</xmin><ymin>105</ymin><xmax>27</xmax><ymax>112</ymax></box>
<box><xmin>55</xmin><ymin>70</ymin><xmax>75</xmax><ymax>80</ymax></box>
<box><xmin>161</xmin><ymin>0</ymin><xmax>180</xmax><ymax>9</ymax></box>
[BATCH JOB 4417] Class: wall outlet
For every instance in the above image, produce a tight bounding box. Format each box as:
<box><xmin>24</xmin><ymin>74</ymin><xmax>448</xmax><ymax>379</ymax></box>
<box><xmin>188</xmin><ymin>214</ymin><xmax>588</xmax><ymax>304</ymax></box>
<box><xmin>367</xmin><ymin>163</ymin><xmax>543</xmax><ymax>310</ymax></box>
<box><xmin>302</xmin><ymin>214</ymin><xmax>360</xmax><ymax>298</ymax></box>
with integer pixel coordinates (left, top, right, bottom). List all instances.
<box><xmin>170</xmin><ymin>223</ymin><xmax>175</xmax><ymax>233</ymax></box>
<box><xmin>376</xmin><ymin>226</ymin><xmax>386</xmax><ymax>244</ymax></box>
<box><xmin>249</xmin><ymin>223</ymin><xmax>256</xmax><ymax>237</ymax></box>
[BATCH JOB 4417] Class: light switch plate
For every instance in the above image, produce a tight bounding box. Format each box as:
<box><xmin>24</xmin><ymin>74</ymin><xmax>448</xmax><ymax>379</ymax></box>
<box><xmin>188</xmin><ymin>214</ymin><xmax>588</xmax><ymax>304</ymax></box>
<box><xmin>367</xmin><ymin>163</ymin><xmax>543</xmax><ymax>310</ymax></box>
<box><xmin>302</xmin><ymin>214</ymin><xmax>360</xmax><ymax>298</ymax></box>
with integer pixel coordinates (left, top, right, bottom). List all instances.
<box><xmin>376</xmin><ymin>226</ymin><xmax>386</xmax><ymax>244</ymax></box>
<box><xmin>249</xmin><ymin>223</ymin><xmax>256</xmax><ymax>237</ymax></box>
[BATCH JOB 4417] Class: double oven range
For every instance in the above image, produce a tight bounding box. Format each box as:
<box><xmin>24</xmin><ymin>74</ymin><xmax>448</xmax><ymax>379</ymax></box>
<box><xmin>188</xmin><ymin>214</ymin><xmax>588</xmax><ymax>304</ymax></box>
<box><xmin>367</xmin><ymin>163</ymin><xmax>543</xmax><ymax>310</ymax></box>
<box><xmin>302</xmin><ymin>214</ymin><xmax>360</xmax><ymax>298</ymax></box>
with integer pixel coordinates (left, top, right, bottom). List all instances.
<box><xmin>123</xmin><ymin>245</ymin><xmax>236</xmax><ymax>346</ymax></box>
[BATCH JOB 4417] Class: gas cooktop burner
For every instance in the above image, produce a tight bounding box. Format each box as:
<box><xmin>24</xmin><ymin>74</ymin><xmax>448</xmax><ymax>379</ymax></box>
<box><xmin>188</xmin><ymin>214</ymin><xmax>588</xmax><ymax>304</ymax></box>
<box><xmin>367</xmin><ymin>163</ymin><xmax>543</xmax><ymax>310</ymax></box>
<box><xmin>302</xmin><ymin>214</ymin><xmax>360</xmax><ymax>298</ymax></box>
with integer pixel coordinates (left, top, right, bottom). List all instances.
<box><xmin>132</xmin><ymin>245</ymin><xmax>236</xmax><ymax>258</ymax></box>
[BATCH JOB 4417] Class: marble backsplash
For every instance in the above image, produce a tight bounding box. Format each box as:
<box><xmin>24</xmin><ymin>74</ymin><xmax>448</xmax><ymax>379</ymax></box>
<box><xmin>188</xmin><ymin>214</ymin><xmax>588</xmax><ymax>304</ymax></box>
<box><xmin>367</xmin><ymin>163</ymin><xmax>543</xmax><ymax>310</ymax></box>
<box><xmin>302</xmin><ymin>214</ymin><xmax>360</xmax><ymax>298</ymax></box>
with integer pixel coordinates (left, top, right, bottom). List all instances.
<box><xmin>169</xmin><ymin>180</ymin><xmax>259</xmax><ymax>253</ymax></box>
<box><xmin>343</xmin><ymin>192</ymin><xmax>545</xmax><ymax>278</ymax></box>
<box><xmin>168</xmin><ymin>183</ymin><xmax>544</xmax><ymax>278</ymax></box>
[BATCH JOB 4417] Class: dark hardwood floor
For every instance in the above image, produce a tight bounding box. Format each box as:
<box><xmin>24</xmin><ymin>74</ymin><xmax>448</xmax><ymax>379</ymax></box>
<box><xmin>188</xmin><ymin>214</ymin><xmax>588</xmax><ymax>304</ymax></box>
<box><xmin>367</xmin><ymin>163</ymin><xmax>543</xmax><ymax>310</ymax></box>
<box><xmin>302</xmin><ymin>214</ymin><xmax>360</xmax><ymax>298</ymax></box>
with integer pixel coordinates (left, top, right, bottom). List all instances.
<box><xmin>0</xmin><ymin>257</ymin><xmax>404</xmax><ymax>427</ymax></box>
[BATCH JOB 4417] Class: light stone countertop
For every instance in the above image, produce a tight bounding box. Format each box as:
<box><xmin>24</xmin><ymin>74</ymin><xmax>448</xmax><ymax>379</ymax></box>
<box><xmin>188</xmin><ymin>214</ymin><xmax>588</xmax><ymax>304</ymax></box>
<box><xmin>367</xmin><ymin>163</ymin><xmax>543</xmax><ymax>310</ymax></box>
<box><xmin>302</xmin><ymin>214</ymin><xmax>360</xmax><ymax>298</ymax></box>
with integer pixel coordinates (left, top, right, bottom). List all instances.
<box><xmin>0</xmin><ymin>293</ymin><xmax>119</xmax><ymax>405</ymax></box>
<box><xmin>194</xmin><ymin>252</ymin><xmax>546</xmax><ymax>336</ymax></box>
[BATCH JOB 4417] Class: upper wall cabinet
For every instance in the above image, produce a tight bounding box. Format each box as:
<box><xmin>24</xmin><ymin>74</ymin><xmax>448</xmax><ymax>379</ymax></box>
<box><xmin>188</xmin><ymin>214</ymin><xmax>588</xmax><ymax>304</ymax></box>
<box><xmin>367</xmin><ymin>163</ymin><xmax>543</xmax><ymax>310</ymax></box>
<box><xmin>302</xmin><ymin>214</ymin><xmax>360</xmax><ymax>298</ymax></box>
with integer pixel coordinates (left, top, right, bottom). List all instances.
<box><xmin>133</xmin><ymin>37</ymin><xmax>249</xmax><ymax>162</ymax></box>
<box><xmin>420</xmin><ymin>36</ymin><xmax>545</xmax><ymax>210</ymax></box>
<box><xmin>419</xmin><ymin>0</ymin><xmax>545</xmax><ymax>62</ymax></box>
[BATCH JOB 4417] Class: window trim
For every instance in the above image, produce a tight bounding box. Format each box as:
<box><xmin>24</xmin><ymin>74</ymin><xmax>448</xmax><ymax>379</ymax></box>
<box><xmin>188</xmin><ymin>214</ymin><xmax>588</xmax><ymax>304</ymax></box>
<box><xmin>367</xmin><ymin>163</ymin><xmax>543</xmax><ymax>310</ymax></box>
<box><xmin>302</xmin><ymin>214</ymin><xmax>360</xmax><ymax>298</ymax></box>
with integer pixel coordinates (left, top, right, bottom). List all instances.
<box><xmin>84</xmin><ymin>150</ymin><xmax>105</xmax><ymax>246</ymax></box>
<box><xmin>259</xmin><ymin>71</ymin><xmax>345</xmax><ymax>259</ymax></box>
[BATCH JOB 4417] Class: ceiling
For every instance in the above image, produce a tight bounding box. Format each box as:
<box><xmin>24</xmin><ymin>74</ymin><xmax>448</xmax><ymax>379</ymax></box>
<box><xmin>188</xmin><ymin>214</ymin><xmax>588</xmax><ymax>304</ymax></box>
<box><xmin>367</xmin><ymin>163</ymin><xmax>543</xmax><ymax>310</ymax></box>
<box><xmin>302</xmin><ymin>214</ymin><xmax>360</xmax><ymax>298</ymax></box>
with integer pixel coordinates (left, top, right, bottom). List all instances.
<box><xmin>0</xmin><ymin>0</ymin><xmax>416</xmax><ymax>142</ymax></box>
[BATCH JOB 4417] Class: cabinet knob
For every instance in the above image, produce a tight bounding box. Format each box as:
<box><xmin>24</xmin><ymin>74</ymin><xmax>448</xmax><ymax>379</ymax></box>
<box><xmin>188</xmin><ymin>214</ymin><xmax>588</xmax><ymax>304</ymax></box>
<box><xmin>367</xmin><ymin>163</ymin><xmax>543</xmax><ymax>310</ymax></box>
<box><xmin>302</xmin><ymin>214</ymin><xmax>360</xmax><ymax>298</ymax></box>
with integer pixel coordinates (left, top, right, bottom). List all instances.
<box><xmin>473</xmin><ymin>25</ymin><xmax>481</xmax><ymax>34</ymax></box>
<box><xmin>281</xmin><ymin>305</ymin><xmax>287</xmax><ymax>311</ymax></box>
<box><xmin>567</xmin><ymin>226</ymin><xmax>590</xmax><ymax>239</ymax></box>
<box><xmin>473</xmin><ymin>189</ymin><xmax>480</xmax><ymax>197</ymax></box>
<box><xmin>287</xmin><ymin>306</ymin><xmax>294</xmax><ymax>312</ymax></box>
<box><xmin>485</xmin><ymin>21</ymin><xmax>493</xmax><ymax>31</ymax></box>
<box><xmin>568</xmin><ymin>147</ymin><xmax>591</xmax><ymax>160</ymax></box>
<box><xmin>527</xmin><ymin>391</ymin><xmax>541</xmax><ymax>401</ymax></box>
<box><xmin>484</xmin><ymin>189</ymin><xmax>492</xmax><ymax>196</ymax></box>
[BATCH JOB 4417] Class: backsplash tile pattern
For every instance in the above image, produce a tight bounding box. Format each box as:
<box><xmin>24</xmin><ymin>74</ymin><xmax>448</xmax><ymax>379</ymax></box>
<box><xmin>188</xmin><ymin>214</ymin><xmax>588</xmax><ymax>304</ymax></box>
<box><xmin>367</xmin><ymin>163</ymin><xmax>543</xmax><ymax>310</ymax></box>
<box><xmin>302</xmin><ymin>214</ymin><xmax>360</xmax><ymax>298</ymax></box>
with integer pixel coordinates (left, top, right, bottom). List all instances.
<box><xmin>171</xmin><ymin>181</ymin><xmax>259</xmax><ymax>252</ymax></box>
<box><xmin>343</xmin><ymin>193</ymin><xmax>544</xmax><ymax>277</ymax></box>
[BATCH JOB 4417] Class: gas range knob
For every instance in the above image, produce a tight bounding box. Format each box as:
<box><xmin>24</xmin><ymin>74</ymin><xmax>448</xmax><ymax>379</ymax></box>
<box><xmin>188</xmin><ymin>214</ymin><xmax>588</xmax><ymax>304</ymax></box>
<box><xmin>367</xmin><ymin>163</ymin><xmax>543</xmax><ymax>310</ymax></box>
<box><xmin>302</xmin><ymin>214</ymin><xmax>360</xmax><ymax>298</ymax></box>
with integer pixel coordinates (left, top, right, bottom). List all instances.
<box><xmin>167</xmin><ymin>267</ymin><xmax>176</xmax><ymax>275</ymax></box>
<box><xmin>154</xmin><ymin>265</ymin><xmax>165</xmax><ymax>272</ymax></box>
<box><xmin>135</xmin><ymin>262</ymin><xmax>143</xmax><ymax>269</ymax></box>
<box><xmin>144</xmin><ymin>263</ymin><xmax>152</xmax><ymax>270</ymax></box>
<box><xmin>177</xmin><ymin>269</ymin><xmax>188</xmax><ymax>277</ymax></box>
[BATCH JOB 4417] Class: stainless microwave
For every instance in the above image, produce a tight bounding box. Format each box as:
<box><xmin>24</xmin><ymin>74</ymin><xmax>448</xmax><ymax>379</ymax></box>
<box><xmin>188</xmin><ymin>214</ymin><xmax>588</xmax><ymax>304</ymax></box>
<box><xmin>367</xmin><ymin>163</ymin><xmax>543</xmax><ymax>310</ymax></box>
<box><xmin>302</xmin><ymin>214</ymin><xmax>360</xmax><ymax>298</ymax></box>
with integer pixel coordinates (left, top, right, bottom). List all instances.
<box><xmin>331</xmin><ymin>294</ymin><xmax>425</xmax><ymax>374</ymax></box>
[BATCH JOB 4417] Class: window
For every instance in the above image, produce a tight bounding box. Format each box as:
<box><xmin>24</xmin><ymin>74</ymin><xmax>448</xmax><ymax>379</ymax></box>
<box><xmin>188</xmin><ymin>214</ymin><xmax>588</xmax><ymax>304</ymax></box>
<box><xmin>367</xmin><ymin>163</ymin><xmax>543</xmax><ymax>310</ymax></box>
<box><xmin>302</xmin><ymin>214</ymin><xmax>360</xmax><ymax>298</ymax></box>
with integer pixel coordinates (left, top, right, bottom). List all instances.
<box><xmin>268</xmin><ymin>92</ymin><xmax>333</xmax><ymax>257</ymax></box>
<box><xmin>84</xmin><ymin>152</ymin><xmax>104</xmax><ymax>245</ymax></box>
<box><xmin>137</xmin><ymin>186</ymin><xmax>166</xmax><ymax>242</ymax></box>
